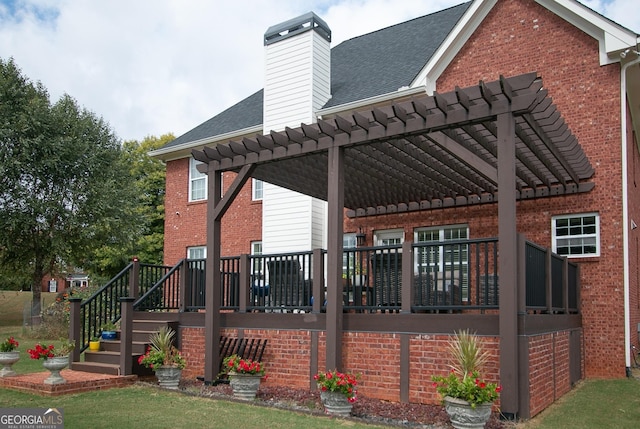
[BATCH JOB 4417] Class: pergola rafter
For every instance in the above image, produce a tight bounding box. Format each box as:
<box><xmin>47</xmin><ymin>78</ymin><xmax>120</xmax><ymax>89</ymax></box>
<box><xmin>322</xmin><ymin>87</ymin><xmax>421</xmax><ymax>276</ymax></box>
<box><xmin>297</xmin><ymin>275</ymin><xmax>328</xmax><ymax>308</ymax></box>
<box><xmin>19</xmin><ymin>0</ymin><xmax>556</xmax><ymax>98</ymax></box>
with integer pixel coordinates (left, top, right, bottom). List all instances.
<box><xmin>193</xmin><ymin>73</ymin><xmax>594</xmax><ymax>217</ymax></box>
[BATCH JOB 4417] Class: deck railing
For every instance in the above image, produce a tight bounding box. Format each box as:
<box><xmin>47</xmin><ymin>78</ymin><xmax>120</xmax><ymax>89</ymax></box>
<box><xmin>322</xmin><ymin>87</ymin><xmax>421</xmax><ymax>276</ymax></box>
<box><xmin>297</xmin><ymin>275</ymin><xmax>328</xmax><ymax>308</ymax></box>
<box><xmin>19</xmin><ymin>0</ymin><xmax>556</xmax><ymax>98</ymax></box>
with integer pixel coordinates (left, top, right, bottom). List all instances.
<box><xmin>176</xmin><ymin>236</ymin><xmax>578</xmax><ymax>314</ymax></box>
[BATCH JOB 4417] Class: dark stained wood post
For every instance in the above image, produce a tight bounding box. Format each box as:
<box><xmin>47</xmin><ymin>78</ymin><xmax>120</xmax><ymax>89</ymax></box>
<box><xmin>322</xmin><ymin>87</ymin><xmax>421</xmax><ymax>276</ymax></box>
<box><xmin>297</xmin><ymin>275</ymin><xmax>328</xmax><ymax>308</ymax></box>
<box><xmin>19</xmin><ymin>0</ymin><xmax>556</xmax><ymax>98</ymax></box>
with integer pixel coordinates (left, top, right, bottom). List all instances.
<box><xmin>239</xmin><ymin>254</ymin><xmax>250</xmax><ymax>312</ymax></box>
<box><xmin>401</xmin><ymin>240</ymin><xmax>413</xmax><ymax>313</ymax></box>
<box><xmin>312</xmin><ymin>248</ymin><xmax>324</xmax><ymax>313</ymax></box>
<box><xmin>497</xmin><ymin>111</ymin><xmax>519</xmax><ymax>419</ymax></box>
<box><xmin>204</xmin><ymin>167</ymin><xmax>223</xmax><ymax>382</ymax></box>
<box><xmin>129</xmin><ymin>257</ymin><xmax>140</xmax><ymax>299</ymax></box>
<box><xmin>326</xmin><ymin>145</ymin><xmax>344</xmax><ymax>371</ymax></box>
<box><xmin>119</xmin><ymin>297</ymin><xmax>135</xmax><ymax>376</ymax></box>
<box><xmin>179</xmin><ymin>259</ymin><xmax>187</xmax><ymax>312</ymax></box>
<box><xmin>69</xmin><ymin>297</ymin><xmax>82</xmax><ymax>363</ymax></box>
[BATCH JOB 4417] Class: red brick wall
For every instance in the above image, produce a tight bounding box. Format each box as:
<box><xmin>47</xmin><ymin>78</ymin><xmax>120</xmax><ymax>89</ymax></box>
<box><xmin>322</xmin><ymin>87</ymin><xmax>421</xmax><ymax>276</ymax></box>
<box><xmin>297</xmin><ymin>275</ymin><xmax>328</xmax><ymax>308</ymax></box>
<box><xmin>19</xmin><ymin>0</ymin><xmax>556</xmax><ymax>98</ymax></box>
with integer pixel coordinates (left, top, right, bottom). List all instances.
<box><xmin>626</xmin><ymin>104</ymin><xmax>640</xmax><ymax>357</ymax></box>
<box><xmin>528</xmin><ymin>331</ymin><xmax>579</xmax><ymax>417</ymax></box>
<box><xmin>165</xmin><ymin>0</ymin><xmax>634</xmax><ymax>381</ymax></box>
<box><xmin>179</xmin><ymin>327</ymin><xmax>504</xmax><ymax>406</ymax></box>
<box><xmin>164</xmin><ymin>160</ymin><xmax>262</xmax><ymax>265</ymax></box>
<box><xmin>344</xmin><ymin>0</ymin><xmax>628</xmax><ymax>379</ymax></box>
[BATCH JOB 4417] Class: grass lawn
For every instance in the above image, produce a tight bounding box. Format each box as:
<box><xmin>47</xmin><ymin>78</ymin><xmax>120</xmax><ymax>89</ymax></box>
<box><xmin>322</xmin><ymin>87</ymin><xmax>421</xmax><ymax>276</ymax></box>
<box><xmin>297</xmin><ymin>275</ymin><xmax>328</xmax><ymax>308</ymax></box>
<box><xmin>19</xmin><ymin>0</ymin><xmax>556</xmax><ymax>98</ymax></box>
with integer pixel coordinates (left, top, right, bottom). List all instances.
<box><xmin>1</xmin><ymin>318</ymin><xmax>640</xmax><ymax>428</ymax></box>
<box><xmin>0</xmin><ymin>385</ymin><xmax>386</xmax><ymax>429</ymax></box>
<box><xmin>516</xmin><ymin>376</ymin><xmax>640</xmax><ymax>429</ymax></box>
<box><xmin>0</xmin><ymin>290</ymin><xmax>57</xmax><ymax>325</ymax></box>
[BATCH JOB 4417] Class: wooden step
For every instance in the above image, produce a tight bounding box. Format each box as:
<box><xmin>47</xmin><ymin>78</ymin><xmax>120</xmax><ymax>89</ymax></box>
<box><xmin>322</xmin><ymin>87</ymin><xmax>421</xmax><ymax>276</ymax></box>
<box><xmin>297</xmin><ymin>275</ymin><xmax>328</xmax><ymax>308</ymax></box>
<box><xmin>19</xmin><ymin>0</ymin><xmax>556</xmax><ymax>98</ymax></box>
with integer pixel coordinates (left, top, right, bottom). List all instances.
<box><xmin>100</xmin><ymin>340</ymin><xmax>148</xmax><ymax>354</ymax></box>
<box><xmin>71</xmin><ymin>361</ymin><xmax>121</xmax><ymax>376</ymax></box>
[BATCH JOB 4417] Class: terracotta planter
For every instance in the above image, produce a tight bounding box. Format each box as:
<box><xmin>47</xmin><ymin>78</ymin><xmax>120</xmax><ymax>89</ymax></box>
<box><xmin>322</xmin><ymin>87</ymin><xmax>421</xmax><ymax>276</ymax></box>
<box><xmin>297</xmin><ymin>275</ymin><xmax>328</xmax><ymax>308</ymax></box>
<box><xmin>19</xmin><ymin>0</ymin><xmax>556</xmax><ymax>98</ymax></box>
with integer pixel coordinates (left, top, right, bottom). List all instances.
<box><xmin>0</xmin><ymin>351</ymin><xmax>20</xmax><ymax>377</ymax></box>
<box><xmin>320</xmin><ymin>390</ymin><xmax>353</xmax><ymax>417</ymax></box>
<box><xmin>443</xmin><ymin>396</ymin><xmax>492</xmax><ymax>429</ymax></box>
<box><xmin>228</xmin><ymin>373</ymin><xmax>262</xmax><ymax>400</ymax></box>
<box><xmin>42</xmin><ymin>356</ymin><xmax>69</xmax><ymax>385</ymax></box>
<box><xmin>155</xmin><ymin>365</ymin><xmax>182</xmax><ymax>389</ymax></box>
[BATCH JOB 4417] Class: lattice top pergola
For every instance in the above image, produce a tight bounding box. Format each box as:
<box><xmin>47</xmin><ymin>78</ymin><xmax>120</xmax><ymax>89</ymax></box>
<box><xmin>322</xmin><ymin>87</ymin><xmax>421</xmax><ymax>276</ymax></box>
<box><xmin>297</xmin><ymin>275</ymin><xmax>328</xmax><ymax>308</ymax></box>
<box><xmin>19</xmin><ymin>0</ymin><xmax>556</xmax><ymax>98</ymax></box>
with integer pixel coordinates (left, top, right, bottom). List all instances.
<box><xmin>194</xmin><ymin>73</ymin><xmax>594</xmax><ymax>407</ymax></box>
<box><xmin>193</xmin><ymin>72</ymin><xmax>594</xmax><ymax>216</ymax></box>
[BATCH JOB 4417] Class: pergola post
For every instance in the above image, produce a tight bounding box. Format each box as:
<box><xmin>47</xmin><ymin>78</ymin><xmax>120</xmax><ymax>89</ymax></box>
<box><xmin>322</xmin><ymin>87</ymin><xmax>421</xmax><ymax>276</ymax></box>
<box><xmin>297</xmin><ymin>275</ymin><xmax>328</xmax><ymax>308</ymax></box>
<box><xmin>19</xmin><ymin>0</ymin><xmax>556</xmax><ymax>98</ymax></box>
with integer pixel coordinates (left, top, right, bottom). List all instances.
<box><xmin>204</xmin><ymin>167</ymin><xmax>223</xmax><ymax>383</ymax></box>
<box><xmin>497</xmin><ymin>112</ymin><xmax>519</xmax><ymax>418</ymax></box>
<box><xmin>326</xmin><ymin>145</ymin><xmax>344</xmax><ymax>371</ymax></box>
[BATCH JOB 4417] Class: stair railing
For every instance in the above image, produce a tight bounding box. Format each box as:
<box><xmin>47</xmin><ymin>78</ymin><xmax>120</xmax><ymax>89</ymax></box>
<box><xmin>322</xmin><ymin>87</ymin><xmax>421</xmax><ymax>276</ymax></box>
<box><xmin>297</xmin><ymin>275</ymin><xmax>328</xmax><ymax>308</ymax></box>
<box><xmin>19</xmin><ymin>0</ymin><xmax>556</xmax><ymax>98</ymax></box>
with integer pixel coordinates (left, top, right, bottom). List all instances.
<box><xmin>133</xmin><ymin>259</ymin><xmax>184</xmax><ymax>311</ymax></box>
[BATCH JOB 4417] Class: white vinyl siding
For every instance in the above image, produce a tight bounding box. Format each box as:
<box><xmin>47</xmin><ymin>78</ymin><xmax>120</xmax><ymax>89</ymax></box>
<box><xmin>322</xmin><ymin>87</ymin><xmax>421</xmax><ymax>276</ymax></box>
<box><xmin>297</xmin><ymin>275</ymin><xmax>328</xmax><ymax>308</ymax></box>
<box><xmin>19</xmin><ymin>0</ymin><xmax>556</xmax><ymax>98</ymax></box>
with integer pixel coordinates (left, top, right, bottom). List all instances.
<box><xmin>552</xmin><ymin>213</ymin><xmax>599</xmax><ymax>257</ymax></box>
<box><xmin>264</xmin><ymin>27</ymin><xmax>331</xmax><ymax>131</ymax></box>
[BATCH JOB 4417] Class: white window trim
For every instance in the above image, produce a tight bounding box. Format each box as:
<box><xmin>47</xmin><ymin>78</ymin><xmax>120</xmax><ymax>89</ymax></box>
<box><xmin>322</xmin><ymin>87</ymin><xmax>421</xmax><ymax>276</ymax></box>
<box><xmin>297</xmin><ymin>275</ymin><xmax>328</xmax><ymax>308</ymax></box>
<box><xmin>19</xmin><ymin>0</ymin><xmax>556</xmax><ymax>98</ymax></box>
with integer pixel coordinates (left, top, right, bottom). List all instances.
<box><xmin>551</xmin><ymin>212</ymin><xmax>600</xmax><ymax>258</ymax></box>
<box><xmin>189</xmin><ymin>158</ymin><xmax>207</xmax><ymax>202</ymax></box>
<box><xmin>187</xmin><ymin>246</ymin><xmax>206</xmax><ymax>260</ymax></box>
<box><xmin>252</xmin><ymin>179</ymin><xmax>263</xmax><ymax>201</ymax></box>
<box><xmin>373</xmin><ymin>229</ymin><xmax>404</xmax><ymax>246</ymax></box>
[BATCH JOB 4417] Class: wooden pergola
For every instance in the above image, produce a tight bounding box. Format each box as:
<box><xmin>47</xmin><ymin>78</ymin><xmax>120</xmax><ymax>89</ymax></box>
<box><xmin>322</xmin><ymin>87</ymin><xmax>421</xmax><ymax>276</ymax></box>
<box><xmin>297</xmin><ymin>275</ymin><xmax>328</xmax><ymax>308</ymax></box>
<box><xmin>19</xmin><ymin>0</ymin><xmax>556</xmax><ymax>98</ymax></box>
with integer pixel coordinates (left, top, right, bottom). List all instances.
<box><xmin>193</xmin><ymin>72</ymin><xmax>594</xmax><ymax>416</ymax></box>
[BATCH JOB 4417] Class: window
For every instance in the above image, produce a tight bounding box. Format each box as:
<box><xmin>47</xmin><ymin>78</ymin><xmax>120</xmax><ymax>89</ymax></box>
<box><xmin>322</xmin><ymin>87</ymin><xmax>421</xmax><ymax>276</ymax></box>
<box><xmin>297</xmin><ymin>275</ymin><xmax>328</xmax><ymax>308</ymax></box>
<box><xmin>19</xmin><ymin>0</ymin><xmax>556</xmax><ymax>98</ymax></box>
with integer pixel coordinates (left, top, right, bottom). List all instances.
<box><xmin>415</xmin><ymin>225</ymin><xmax>469</xmax><ymax>299</ymax></box>
<box><xmin>252</xmin><ymin>179</ymin><xmax>263</xmax><ymax>201</ymax></box>
<box><xmin>251</xmin><ymin>241</ymin><xmax>263</xmax><ymax>275</ymax></box>
<box><xmin>374</xmin><ymin>229</ymin><xmax>404</xmax><ymax>246</ymax></box>
<box><xmin>342</xmin><ymin>234</ymin><xmax>357</xmax><ymax>273</ymax></box>
<box><xmin>552</xmin><ymin>213</ymin><xmax>599</xmax><ymax>257</ymax></box>
<box><xmin>187</xmin><ymin>246</ymin><xmax>206</xmax><ymax>260</ymax></box>
<box><xmin>189</xmin><ymin>158</ymin><xmax>207</xmax><ymax>202</ymax></box>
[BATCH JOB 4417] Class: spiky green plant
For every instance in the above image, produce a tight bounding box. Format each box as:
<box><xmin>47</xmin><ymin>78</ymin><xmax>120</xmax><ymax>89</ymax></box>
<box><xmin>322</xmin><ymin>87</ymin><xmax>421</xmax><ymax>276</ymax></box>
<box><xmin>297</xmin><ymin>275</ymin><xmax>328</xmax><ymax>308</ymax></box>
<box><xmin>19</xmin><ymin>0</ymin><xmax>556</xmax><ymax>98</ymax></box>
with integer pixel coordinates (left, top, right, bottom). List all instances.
<box><xmin>447</xmin><ymin>329</ymin><xmax>489</xmax><ymax>375</ymax></box>
<box><xmin>138</xmin><ymin>326</ymin><xmax>185</xmax><ymax>369</ymax></box>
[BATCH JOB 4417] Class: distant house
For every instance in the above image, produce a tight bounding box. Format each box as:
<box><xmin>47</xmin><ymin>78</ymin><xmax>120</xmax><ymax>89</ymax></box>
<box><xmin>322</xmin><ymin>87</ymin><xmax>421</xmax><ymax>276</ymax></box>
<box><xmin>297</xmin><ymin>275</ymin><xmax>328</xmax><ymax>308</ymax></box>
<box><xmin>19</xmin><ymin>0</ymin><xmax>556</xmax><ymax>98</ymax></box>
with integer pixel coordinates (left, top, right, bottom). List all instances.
<box><xmin>150</xmin><ymin>0</ymin><xmax>640</xmax><ymax>418</ymax></box>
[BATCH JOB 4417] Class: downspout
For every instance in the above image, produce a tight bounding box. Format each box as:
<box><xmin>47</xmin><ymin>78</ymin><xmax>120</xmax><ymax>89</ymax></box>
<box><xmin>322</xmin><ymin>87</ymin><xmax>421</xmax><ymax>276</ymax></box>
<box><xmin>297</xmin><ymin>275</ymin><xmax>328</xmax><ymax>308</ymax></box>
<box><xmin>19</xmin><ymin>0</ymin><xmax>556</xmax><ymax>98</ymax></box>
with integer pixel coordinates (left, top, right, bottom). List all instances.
<box><xmin>620</xmin><ymin>49</ymin><xmax>640</xmax><ymax>376</ymax></box>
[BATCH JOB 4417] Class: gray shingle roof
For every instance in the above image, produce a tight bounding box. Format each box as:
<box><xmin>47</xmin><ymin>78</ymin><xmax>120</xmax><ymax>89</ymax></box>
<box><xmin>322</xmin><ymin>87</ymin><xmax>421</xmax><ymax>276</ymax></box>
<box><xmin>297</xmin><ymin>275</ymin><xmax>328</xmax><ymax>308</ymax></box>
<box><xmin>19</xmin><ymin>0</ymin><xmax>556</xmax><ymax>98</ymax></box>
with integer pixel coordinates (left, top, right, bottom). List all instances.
<box><xmin>163</xmin><ymin>2</ymin><xmax>470</xmax><ymax>150</ymax></box>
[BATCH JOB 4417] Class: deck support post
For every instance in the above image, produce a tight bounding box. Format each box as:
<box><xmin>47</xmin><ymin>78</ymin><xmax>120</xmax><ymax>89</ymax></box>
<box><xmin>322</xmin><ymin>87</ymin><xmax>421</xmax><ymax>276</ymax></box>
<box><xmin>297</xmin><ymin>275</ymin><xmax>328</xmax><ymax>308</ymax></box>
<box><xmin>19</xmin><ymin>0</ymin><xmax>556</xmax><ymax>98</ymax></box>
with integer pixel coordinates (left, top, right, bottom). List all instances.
<box><xmin>497</xmin><ymin>111</ymin><xmax>519</xmax><ymax>419</ymax></box>
<box><xmin>326</xmin><ymin>145</ymin><xmax>344</xmax><ymax>371</ymax></box>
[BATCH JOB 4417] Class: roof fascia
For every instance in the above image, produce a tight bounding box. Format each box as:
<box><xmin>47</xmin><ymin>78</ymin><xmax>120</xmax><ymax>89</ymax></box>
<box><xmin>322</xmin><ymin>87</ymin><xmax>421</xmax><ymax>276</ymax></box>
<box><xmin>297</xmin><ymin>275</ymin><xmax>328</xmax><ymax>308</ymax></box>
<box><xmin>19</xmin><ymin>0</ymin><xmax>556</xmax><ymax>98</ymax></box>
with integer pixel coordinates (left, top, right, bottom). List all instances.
<box><xmin>413</xmin><ymin>0</ymin><xmax>497</xmax><ymax>94</ymax></box>
<box><xmin>414</xmin><ymin>0</ymin><xmax>640</xmax><ymax>93</ymax></box>
<box><xmin>317</xmin><ymin>86</ymin><xmax>426</xmax><ymax>118</ymax></box>
<box><xmin>537</xmin><ymin>0</ymin><xmax>639</xmax><ymax>65</ymax></box>
<box><xmin>148</xmin><ymin>124</ymin><xmax>264</xmax><ymax>161</ymax></box>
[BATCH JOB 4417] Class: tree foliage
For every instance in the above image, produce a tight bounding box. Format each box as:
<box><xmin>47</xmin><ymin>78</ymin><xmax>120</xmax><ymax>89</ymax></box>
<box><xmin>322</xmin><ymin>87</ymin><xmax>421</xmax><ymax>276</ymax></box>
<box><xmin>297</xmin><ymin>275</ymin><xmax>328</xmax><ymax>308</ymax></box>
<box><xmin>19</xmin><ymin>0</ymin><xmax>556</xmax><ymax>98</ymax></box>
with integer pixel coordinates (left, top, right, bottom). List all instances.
<box><xmin>0</xmin><ymin>57</ymin><xmax>139</xmax><ymax>312</ymax></box>
<box><xmin>87</xmin><ymin>134</ymin><xmax>171</xmax><ymax>275</ymax></box>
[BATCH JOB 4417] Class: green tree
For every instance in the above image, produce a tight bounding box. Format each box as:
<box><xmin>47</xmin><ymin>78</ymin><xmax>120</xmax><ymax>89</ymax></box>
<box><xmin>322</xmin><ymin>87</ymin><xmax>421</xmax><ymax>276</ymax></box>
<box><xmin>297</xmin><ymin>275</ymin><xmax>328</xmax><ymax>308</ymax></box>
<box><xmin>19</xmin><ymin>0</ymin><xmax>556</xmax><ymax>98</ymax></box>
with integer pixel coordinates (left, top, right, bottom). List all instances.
<box><xmin>87</xmin><ymin>134</ymin><xmax>171</xmax><ymax>275</ymax></box>
<box><xmin>0</xmin><ymin>57</ymin><xmax>138</xmax><ymax>317</ymax></box>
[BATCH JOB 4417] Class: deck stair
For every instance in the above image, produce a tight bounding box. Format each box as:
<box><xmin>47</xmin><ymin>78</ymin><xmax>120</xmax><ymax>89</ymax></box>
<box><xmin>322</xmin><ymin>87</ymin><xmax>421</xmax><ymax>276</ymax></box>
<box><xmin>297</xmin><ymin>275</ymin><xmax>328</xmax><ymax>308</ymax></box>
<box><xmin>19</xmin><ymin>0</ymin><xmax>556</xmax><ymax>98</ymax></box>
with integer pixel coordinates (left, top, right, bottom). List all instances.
<box><xmin>71</xmin><ymin>319</ymin><xmax>178</xmax><ymax>376</ymax></box>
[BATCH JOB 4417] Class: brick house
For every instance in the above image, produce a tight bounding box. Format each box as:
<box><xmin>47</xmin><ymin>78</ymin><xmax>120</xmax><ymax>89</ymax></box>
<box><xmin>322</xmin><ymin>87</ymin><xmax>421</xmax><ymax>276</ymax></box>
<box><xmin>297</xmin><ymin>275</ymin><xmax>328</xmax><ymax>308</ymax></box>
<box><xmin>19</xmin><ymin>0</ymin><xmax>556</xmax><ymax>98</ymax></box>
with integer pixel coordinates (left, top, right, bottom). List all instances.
<box><xmin>149</xmin><ymin>0</ymin><xmax>640</xmax><ymax>419</ymax></box>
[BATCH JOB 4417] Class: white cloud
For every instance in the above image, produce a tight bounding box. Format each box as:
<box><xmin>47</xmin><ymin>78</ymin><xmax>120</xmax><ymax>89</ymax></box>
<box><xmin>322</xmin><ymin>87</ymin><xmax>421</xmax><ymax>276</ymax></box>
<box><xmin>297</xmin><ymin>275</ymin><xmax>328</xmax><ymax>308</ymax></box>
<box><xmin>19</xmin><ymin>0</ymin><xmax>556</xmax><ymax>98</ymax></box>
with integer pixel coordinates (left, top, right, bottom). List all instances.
<box><xmin>0</xmin><ymin>0</ymin><xmax>638</xmax><ymax>142</ymax></box>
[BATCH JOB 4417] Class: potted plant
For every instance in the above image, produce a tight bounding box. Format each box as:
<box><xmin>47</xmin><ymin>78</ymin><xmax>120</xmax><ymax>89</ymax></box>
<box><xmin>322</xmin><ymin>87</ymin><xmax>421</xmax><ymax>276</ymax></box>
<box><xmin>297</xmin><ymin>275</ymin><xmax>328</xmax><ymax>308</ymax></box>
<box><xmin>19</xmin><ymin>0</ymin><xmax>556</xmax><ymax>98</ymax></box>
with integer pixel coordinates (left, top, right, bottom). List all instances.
<box><xmin>0</xmin><ymin>336</ymin><xmax>20</xmax><ymax>377</ymax></box>
<box><xmin>27</xmin><ymin>340</ymin><xmax>75</xmax><ymax>385</ymax></box>
<box><xmin>100</xmin><ymin>321</ymin><xmax>118</xmax><ymax>340</ymax></box>
<box><xmin>89</xmin><ymin>336</ymin><xmax>101</xmax><ymax>352</ymax></box>
<box><xmin>221</xmin><ymin>354</ymin><xmax>266</xmax><ymax>400</ymax></box>
<box><xmin>314</xmin><ymin>369</ymin><xmax>359</xmax><ymax>416</ymax></box>
<box><xmin>137</xmin><ymin>326</ymin><xmax>185</xmax><ymax>389</ymax></box>
<box><xmin>431</xmin><ymin>329</ymin><xmax>501</xmax><ymax>429</ymax></box>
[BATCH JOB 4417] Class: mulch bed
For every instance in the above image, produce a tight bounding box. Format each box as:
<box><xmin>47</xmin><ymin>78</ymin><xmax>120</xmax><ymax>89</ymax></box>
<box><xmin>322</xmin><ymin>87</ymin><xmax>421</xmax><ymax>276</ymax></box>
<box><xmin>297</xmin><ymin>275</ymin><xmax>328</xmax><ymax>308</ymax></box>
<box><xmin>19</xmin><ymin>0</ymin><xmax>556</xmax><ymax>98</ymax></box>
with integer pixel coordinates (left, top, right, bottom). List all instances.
<box><xmin>178</xmin><ymin>380</ymin><xmax>511</xmax><ymax>428</ymax></box>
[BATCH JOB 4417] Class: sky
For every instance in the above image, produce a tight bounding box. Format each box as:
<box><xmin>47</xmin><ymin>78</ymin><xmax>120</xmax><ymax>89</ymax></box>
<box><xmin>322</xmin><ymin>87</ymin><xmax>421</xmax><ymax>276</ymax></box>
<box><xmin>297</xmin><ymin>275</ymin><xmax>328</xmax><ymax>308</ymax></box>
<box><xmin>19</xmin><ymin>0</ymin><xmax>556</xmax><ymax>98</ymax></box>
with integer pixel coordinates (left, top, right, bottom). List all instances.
<box><xmin>0</xmin><ymin>0</ymin><xmax>638</xmax><ymax>143</ymax></box>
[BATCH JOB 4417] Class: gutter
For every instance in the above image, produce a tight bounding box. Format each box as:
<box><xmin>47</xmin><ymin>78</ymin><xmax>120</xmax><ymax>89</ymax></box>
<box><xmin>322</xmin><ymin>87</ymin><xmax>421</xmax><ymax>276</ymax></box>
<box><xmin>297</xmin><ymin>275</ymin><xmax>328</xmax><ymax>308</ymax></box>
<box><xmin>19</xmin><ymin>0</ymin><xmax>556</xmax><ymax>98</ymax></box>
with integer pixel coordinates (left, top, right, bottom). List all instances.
<box><xmin>148</xmin><ymin>124</ymin><xmax>264</xmax><ymax>160</ymax></box>
<box><xmin>620</xmin><ymin>49</ymin><xmax>640</xmax><ymax>375</ymax></box>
